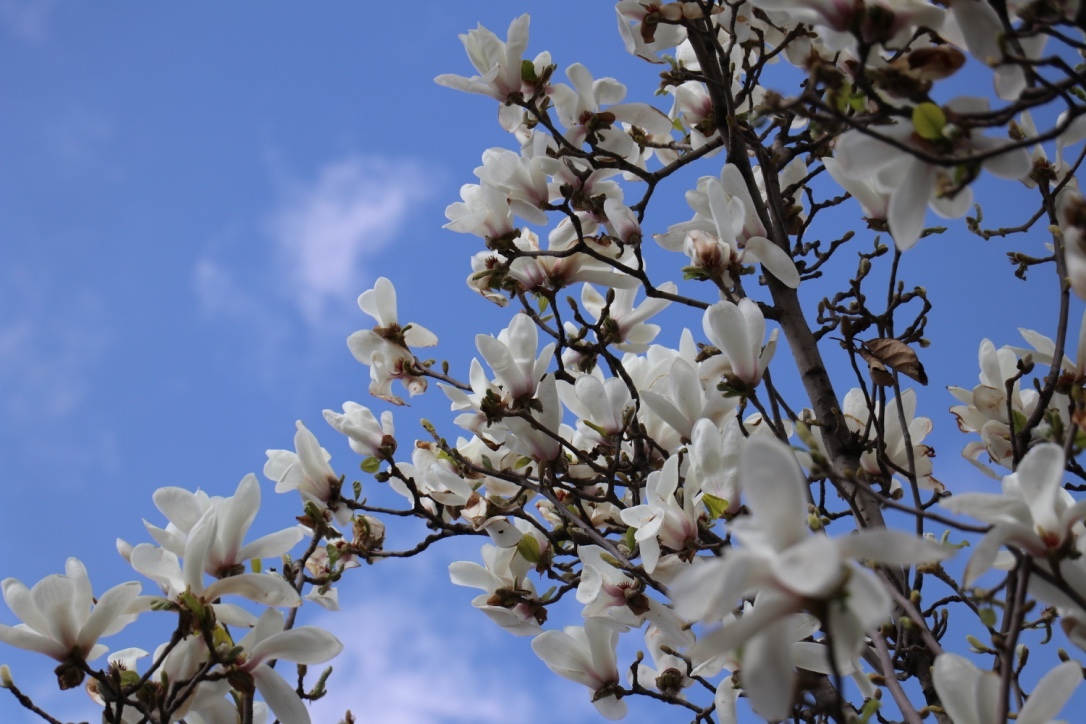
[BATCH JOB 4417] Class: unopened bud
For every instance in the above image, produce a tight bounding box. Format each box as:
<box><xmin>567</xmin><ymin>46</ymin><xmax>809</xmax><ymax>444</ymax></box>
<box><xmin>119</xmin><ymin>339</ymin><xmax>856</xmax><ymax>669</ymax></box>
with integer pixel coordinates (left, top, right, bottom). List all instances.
<box><xmin>0</xmin><ymin>665</ymin><xmax>12</xmax><ymax>688</ymax></box>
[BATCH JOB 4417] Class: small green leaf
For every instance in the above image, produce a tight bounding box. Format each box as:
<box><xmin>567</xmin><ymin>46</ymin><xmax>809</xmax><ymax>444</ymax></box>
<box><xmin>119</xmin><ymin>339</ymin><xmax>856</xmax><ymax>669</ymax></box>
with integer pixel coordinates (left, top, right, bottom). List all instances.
<box><xmin>361</xmin><ymin>457</ymin><xmax>381</xmax><ymax>474</ymax></box>
<box><xmin>514</xmin><ymin>456</ymin><xmax>533</xmax><ymax>469</ymax></box>
<box><xmin>353</xmin><ymin>480</ymin><xmax>362</xmax><ymax>500</ymax></box>
<box><xmin>859</xmin><ymin>698</ymin><xmax>881</xmax><ymax>724</ymax></box>
<box><xmin>703</xmin><ymin>493</ymin><xmax>729</xmax><ymax>520</ymax></box>
<box><xmin>517</xmin><ymin>535</ymin><xmax>542</xmax><ymax>564</ymax></box>
<box><xmin>979</xmin><ymin>607</ymin><xmax>997</xmax><ymax>628</ymax></box>
<box><xmin>521</xmin><ymin>59</ymin><xmax>538</xmax><ymax>83</ymax></box>
<box><xmin>1010</xmin><ymin>409</ymin><xmax>1029</xmax><ymax>435</ymax></box>
<box><xmin>912</xmin><ymin>102</ymin><xmax>947</xmax><ymax>141</ymax></box>
<box><xmin>250</xmin><ymin>558</ymin><xmax>263</xmax><ymax>574</ymax></box>
<box><xmin>623</xmin><ymin>526</ymin><xmax>638</xmax><ymax>553</ymax></box>
<box><xmin>537</xmin><ymin>295</ymin><xmax>549</xmax><ymax>313</ymax></box>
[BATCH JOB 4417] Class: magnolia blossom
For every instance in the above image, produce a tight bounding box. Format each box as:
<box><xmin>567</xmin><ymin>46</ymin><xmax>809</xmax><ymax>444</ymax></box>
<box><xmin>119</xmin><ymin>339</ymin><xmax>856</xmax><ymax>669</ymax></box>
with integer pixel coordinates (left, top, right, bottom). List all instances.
<box><xmin>476</xmin><ymin>312</ymin><xmax>555</xmax><ymax>404</ymax></box>
<box><xmin>0</xmin><ymin>559</ymin><xmax>140</xmax><ymax>684</ymax></box>
<box><xmin>128</xmin><ymin>507</ymin><xmax>301</xmax><ymax>627</ymax></box>
<box><xmin>550</xmin><ymin>62</ymin><xmax>673</xmax><ymax>161</ymax></box>
<box><xmin>941</xmin><ymin>443</ymin><xmax>1086</xmax><ymax>586</ymax></box>
<box><xmin>532</xmin><ymin>618</ymin><xmax>626</xmax><ymax>720</ymax></box>
<box><xmin>702</xmin><ymin>298</ymin><xmax>778</xmax><ymax>388</ymax></box>
<box><xmin>139</xmin><ymin>475</ymin><xmax>304</xmax><ymax>580</ymax></box>
<box><xmin>658</xmin><ymin>165</ymin><xmax>802</xmax><ymax>288</ymax></box>
<box><xmin>934</xmin><ymin>653</ymin><xmax>1080</xmax><ymax>724</ymax></box>
<box><xmin>323</xmin><ymin>400</ymin><xmax>395</xmax><ymax>459</ymax></box>
<box><xmin>433</xmin><ymin>14</ymin><xmax>531</xmax><ymax>103</ymax></box>
<box><xmin>841</xmin><ymin>388</ymin><xmax>943</xmax><ymax>493</ymax></box>
<box><xmin>1057</xmin><ymin>183</ymin><xmax>1086</xmax><ymax>300</ymax></box>
<box><xmin>949</xmin><ymin>338</ymin><xmax>1044</xmax><ymax>474</ymax></box>
<box><xmin>751</xmin><ymin>0</ymin><xmax>946</xmax><ymax>49</ymax></box>
<box><xmin>557</xmin><ymin>372</ymin><xmax>633</xmax><ymax>445</ymax></box>
<box><xmin>264</xmin><ymin>420</ymin><xmax>351</xmax><ymax>526</ymax></box>
<box><xmin>581</xmin><ymin>282</ymin><xmax>675</xmax><ymax>352</ymax></box>
<box><xmin>347</xmin><ymin>277</ymin><xmax>437</xmax><ymax>405</ymax></box>
<box><xmin>619</xmin><ymin>455</ymin><xmax>700</xmax><ymax>573</ymax></box>
<box><xmin>450</xmin><ymin>544</ymin><xmax>545</xmax><ymax>636</ymax></box>
<box><xmin>835</xmin><ymin>98</ymin><xmax>1032</xmax><ymax>250</ymax></box>
<box><xmin>230</xmin><ymin>608</ymin><xmax>343</xmax><ymax>724</ymax></box>
<box><xmin>671</xmin><ymin>437</ymin><xmax>951</xmax><ymax>719</ymax></box>
<box><xmin>576</xmin><ymin>544</ymin><xmax>692</xmax><ymax>645</ymax></box>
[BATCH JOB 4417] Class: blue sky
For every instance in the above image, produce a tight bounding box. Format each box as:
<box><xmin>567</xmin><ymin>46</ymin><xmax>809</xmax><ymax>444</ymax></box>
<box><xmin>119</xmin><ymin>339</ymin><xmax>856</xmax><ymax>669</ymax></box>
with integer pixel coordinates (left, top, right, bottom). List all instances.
<box><xmin>0</xmin><ymin>1</ymin><xmax>1081</xmax><ymax>722</ymax></box>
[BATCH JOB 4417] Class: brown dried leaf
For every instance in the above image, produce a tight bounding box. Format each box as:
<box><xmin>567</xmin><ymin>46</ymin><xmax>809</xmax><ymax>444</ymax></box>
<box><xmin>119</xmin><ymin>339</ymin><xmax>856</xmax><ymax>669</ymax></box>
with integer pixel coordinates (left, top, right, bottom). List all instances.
<box><xmin>860</xmin><ymin>338</ymin><xmax>928</xmax><ymax>385</ymax></box>
<box><xmin>856</xmin><ymin>348</ymin><xmax>895</xmax><ymax>386</ymax></box>
<box><xmin>905</xmin><ymin>46</ymin><xmax>966</xmax><ymax>81</ymax></box>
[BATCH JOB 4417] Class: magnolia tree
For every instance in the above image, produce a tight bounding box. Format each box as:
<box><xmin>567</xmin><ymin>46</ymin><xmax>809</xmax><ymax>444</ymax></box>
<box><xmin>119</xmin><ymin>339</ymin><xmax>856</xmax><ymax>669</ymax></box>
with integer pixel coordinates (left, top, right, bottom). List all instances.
<box><xmin>8</xmin><ymin>1</ymin><xmax>1086</xmax><ymax>722</ymax></box>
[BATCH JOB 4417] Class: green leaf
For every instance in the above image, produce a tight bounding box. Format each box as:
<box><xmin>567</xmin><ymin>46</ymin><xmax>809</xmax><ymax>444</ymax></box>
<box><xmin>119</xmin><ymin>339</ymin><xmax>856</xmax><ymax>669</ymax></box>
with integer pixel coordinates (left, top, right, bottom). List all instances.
<box><xmin>703</xmin><ymin>493</ymin><xmax>729</xmax><ymax>520</ymax></box>
<box><xmin>361</xmin><ymin>457</ymin><xmax>381</xmax><ymax>474</ymax></box>
<box><xmin>537</xmin><ymin>295</ymin><xmax>549</xmax><ymax>313</ymax></box>
<box><xmin>517</xmin><ymin>535</ymin><xmax>542</xmax><ymax>564</ymax></box>
<box><xmin>353</xmin><ymin>480</ymin><xmax>362</xmax><ymax>500</ymax></box>
<box><xmin>1010</xmin><ymin>409</ymin><xmax>1029</xmax><ymax>435</ymax></box>
<box><xmin>521</xmin><ymin>59</ymin><xmax>538</xmax><ymax>83</ymax></box>
<box><xmin>979</xmin><ymin>607</ymin><xmax>997</xmax><ymax>628</ymax></box>
<box><xmin>623</xmin><ymin>526</ymin><xmax>638</xmax><ymax>553</ymax></box>
<box><xmin>912</xmin><ymin>102</ymin><xmax>947</xmax><ymax>141</ymax></box>
<box><xmin>250</xmin><ymin>558</ymin><xmax>263</xmax><ymax>574</ymax></box>
<box><xmin>514</xmin><ymin>456</ymin><xmax>533</xmax><ymax>469</ymax></box>
<box><xmin>859</xmin><ymin>698</ymin><xmax>881</xmax><ymax>724</ymax></box>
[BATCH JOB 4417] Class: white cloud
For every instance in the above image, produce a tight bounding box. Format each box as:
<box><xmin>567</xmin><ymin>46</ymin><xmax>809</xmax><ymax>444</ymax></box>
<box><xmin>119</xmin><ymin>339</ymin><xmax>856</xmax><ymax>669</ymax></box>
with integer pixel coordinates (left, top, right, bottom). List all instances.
<box><xmin>308</xmin><ymin>596</ymin><xmax>539</xmax><ymax>724</ymax></box>
<box><xmin>0</xmin><ymin>267</ymin><xmax>108</xmax><ymax>423</ymax></box>
<box><xmin>267</xmin><ymin>156</ymin><xmax>431</xmax><ymax>326</ymax></box>
<box><xmin>0</xmin><ymin>0</ymin><xmax>60</xmax><ymax>41</ymax></box>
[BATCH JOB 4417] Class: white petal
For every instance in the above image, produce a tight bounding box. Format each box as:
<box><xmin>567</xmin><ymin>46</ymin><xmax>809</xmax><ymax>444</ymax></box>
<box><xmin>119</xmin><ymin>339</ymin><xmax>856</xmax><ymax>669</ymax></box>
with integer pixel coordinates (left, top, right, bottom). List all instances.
<box><xmin>253</xmin><ymin>665</ymin><xmax>311</xmax><ymax>724</ymax></box>
<box><xmin>1016</xmin><ymin>660</ymin><xmax>1080</xmax><ymax>724</ymax></box>
<box><xmin>204</xmin><ymin>574</ymin><xmax>301</xmax><ymax>608</ymax></box>
<box><xmin>250</xmin><ymin>627</ymin><xmax>343</xmax><ymax>667</ymax></box>
<box><xmin>742</xmin><ymin>616</ymin><xmax>796</xmax><ymax>721</ymax></box>
<box><xmin>741</xmin><ymin>437</ymin><xmax>809</xmax><ymax>550</ymax></box>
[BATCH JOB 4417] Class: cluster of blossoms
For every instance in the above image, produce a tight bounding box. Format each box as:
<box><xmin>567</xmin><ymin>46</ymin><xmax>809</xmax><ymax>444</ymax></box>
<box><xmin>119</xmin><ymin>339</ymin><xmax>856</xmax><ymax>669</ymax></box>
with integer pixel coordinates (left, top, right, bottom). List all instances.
<box><xmin>10</xmin><ymin>2</ymin><xmax>1086</xmax><ymax>723</ymax></box>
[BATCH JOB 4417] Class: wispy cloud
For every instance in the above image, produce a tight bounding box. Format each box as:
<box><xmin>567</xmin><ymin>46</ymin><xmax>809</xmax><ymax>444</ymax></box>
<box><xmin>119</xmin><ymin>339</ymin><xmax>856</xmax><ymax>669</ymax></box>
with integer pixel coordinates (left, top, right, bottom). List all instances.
<box><xmin>0</xmin><ymin>0</ymin><xmax>60</xmax><ymax>42</ymax></box>
<box><xmin>0</xmin><ymin>268</ymin><xmax>108</xmax><ymax>422</ymax></box>
<box><xmin>194</xmin><ymin>154</ymin><xmax>432</xmax><ymax>353</ymax></box>
<box><xmin>267</xmin><ymin>155</ymin><xmax>431</xmax><ymax>326</ymax></box>
<box><xmin>0</xmin><ymin>265</ymin><xmax>116</xmax><ymax>479</ymax></box>
<box><xmin>308</xmin><ymin>592</ymin><xmax>550</xmax><ymax>724</ymax></box>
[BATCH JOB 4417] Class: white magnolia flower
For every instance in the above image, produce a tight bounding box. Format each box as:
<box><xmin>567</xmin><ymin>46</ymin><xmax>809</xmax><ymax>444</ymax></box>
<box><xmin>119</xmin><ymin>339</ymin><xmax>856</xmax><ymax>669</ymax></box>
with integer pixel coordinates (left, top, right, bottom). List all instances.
<box><xmin>557</xmin><ymin>372</ymin><xmax>633</xmax><ymax>445</ymax></box>
<box><xmin>476</xmin><ymin>312</ymin><xmax>555</xmax><ymax>404</ymax></box>
<box><xmin>941</xmin><ymin>443</ymin><xmax>1086</xmax><ymax>586</ymax></box>
<box><xmin>702</xmin><ymin>298</ymin><xmax>778</xmax><ymax>387</ymax></box>
<box><xmin>532</xmin><ymin>618</ymin><xmax>627</xmax><ymax>720</ymax></box>
<box><xmin>231</xmin><ymin>608</ymin><xmax>343</xmax><ymax>724</ymax></box>
<box><xmin>582</xmin><ymin>282</ymin><xmax>675</xmax><ymax>352</ymax></box>
<box><xmin>750</xmin><ymin>0</ymin><xmax>945</xmax><ymax>49</ymax></box>
<box><xmin>264</xmin><ymin>420</ymin><xmax>351</xmax><ymax>526</ymax></box>
<box><xmin>550</xmin><ymin>62</ymin><xmax>672</xmax><ymax>161</ymax></box>
<box><xmin>444</xmin><ymin>180</ymin><xmax>516</xmax><ymax>241</ymax></box>
<box><xmin>659</xmin><ymin>165</ymin><xmax>801</xmax><ymax>288</ymax></box>
<box><xmin>934</xmin><ymin>652</ymin><xmax>1080</xmax><ymax>724</ymax></box>
<box><xmin>128</xmin><ymin>508</ymin><xmax>301</xmax><ymax>627</ymax></box>
<box><xmin>450</xmin><ymin>544</ymin><xmax>545</xmax><ymax>636</ymax></box>
<box><xmin>434</xmin><ymin>14</ymin><xmax>532</xmax><ymax>103</ymax></box>
<box><xmin>671</xmin><ymin>437</ymin><xmax>951</xmax><ymax>719</ymax></box>
<box><xmin>835</xmin><ymin>98</ymin><xmax>1031</xmax><ymax>250</ymax></box>
<box><xmin>949</xmin><ymin>338</ymin><xmax>1044</xmax><ymax>474</ymax></box>
<box><xmin>347</xmin><ymin>277</ymin><xmax>436</xmax><ymax>405</ymax></box>
<box><xmin>0</xmin><ymin>559</ymin><xmax>140</xmax><ymax>681</ymax></box>
<box><xmin>323</xmin><ymin>401</ymin><xmax>395</xmax><ymax>459</ymax></box>
<box><xmin>577</xmin><ymin>544</ymin><xmax>693</xmax><ymax>646</ymax></box>
<box><xmin>842</xmin><ymin>388</ymin><xmax>942</xmax><ymax>493</ymax></box>
<box><xmin>620</xmin><ymin>455</ymin><xmax>700</xmax><ymax>574</ymax></box>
